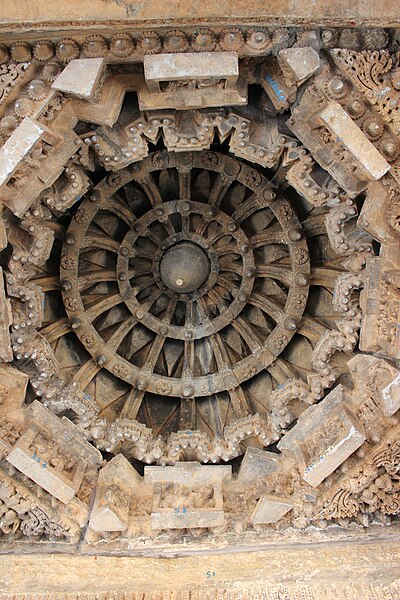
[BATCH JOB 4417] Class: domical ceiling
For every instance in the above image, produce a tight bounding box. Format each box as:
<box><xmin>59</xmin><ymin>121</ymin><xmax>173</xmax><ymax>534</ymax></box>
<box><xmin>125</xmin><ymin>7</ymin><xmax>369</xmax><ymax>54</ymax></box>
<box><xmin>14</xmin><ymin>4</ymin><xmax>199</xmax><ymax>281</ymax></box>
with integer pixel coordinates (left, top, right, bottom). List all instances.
<box><xmin>0</xmin><ymin>24</ymin><xmax>398</xmax><ymax>562</ymax></box>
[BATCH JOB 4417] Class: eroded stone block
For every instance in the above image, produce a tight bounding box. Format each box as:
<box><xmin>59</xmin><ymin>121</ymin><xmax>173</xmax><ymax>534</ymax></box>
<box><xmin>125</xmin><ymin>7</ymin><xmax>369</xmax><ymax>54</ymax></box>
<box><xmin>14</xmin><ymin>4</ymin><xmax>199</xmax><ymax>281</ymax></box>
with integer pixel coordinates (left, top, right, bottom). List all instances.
<box><xmin>52</xmin><ymin>58</ymin><xmax>105</xmax><ymax>100</ymax></box>
<box><xmin>318</xmin><ymin>103</ymin><xmax>390</xmax><ymax>181</ymax></box>
<box><xmin>278</xmin><ymin>47</ymin><xmax>320</xmax><ymax>83</ymax></box>
<box><xmin>89</xmin><ymin>454</ymin><xmax>140</xmax><ymax>532</ymax></box>
<box><xmin>7</xmin><ymin>401</ymin><xmax>102</xmax><ymax>504</ymax></box>
<box><xmin>348</xmin><ymin>354</ymin><xmax>400</xmax><ymax>417</ymax></box>
<box><xmin>359</xmin><ymin>249</ymin><xmax>400</xmax><ymax>360</ymax></box>
<box><xmin>250</xmin><ymin>494</ymin><xmax>293</xmax><ymax>524</ymax></box>
<box><xmin>139</xmin><ymin>52</ymin><xmax>247</xmax><ymax>110</ymax></box>
<box><xmin>278</xmin><ymin>386</ymin><xmax>366</xmax><ymax>487</ymax></box>
<box><xmin>0</xmin><ymin>364</ymin><xmax>28</xmax><ymax>418</ymax></box>
<box><xmin>145</xmin><ymin>462</ymin><xmax>231</xmax><ymax>530</ymax></box>
<box><xmin>0</xmin><ymin>117</ymin><xmax>44</xmax><ymax>187</ymax></box>
<box><xmin>238</xmin><ymin>448</ymin><xmax>280</xmax><ymax>484</ymax></box>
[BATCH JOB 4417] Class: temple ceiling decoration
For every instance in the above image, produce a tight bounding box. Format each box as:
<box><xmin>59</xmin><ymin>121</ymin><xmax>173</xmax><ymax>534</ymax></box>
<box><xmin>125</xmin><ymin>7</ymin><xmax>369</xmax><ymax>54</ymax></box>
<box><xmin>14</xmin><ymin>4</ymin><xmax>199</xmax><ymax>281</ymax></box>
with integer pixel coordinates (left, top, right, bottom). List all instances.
<box><xmin>0</xmin><ymin>25</ymin><xmax>399</xmax><ymax>552</ymax></box>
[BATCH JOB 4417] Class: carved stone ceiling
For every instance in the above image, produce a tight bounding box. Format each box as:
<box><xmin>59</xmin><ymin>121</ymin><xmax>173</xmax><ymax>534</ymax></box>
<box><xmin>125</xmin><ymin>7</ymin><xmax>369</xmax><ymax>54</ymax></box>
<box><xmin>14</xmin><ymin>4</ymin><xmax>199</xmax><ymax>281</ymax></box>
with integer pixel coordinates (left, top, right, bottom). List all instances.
<box><xmin>0</xmin><ymin>24</ymin><xmax>399</xmax><ymax>562</ymax></box>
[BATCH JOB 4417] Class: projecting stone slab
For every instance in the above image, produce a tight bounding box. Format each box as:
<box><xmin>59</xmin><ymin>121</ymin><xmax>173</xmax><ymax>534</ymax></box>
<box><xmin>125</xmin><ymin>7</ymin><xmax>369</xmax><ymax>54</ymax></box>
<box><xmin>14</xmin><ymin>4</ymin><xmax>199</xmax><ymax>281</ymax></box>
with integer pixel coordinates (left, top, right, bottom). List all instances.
<box><xmin>7</xmin><ymin>401</ymin><xmax>102</xmax><ymax>503</ymax></box>
<box><xmin>238</xmin><ymin>448</ymin><xmax>280</xmax><ymax>484</ymax></box>
<box><xmin>146</xmin><ymin>462</ymin><xmax>231</xmax><ymax>530</ymax></box>
<box><xmin>250</xmin><ymin>494</ymin><xmax>293</xmax><ymax>524</ymax></box>
<box><xmin>318</xmin><ymin>103</ymin><xmax>390</xmax><ymax>180</ymax></box>
<box><xmin>278</xmin><ymin>386</ymin><xmax>366</xmax><ymax>487</ymax></box>
<box><xmin>144</xmin><ymin>52</ymin><xmax>238</xmax><ymax>87</ymax></box>
<box><xmin>145</xmin><ymin>461</ymin><xmax>231</xmax><ymax>484</ymax></box>
<box><xmin>89</xmin><ymin>454</ymin><xmax>140</xmax><ymax>533</ymax></box>
<box><xmin>0</xmin><ymin>117</ymin><xmax>44</xmax><ymax>187</ymax></box>
<box><xmin>278</xmin><ymin>47</ymin><xmax>320</xmax><ymax>83</ymax></box>
<box><xmin>140</xmin><ymin>52</ymin><xmax>247</xmax><ymax>110</ymax></box>
<box><xmin>52</xmin><ymin>58</ymin><xmax>105</xmax><ymax>100</ymax></box>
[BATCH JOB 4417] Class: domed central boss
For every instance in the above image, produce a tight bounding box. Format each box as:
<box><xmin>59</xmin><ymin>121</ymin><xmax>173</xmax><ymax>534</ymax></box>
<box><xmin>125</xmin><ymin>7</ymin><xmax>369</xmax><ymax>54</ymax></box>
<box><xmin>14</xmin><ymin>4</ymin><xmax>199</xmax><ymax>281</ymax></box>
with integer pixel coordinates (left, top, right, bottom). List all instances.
<box><xmin>159</xmin><ymin>241</ymin><xmax>211</xmax><ymax>293</ymax></box>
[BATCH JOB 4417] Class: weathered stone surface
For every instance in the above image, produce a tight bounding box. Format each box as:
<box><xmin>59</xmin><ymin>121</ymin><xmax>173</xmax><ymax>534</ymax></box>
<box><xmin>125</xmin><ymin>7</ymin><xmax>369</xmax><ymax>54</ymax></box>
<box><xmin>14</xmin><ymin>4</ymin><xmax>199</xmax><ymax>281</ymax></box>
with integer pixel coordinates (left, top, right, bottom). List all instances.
<box><xmin>278</xmin><ymin>386</ymin><xmax>366</xmax><ymax>487</ymax></box>
<box><xmin>52</xmin><ymin>58</ymin><xmax>105</xmax><ymax>100</ymax></box>
<box><xmin>139</xmin><ymin>52</ymin><xmax>246</xmax><ymax>109</ymax></box>
<box><xmin>145</xmin><ymin>462</ymin><xmax>231</xmax><ymax>530</ymax></box>
<box><xmin>250</xmin><ymin>494</ymin><xmax>293</xmax><ymax>524</ymax></box>
<box><xmin>144</xmin><ymin>52</ymin><xmax>238</xmax><ymax>87</ymax></box>
<box><xmin>7</xmin><ymin>401</ymin><xmax>102</xmax><ymax>504</ymax></box>
<box><xmin>278</xmin><ymin>47</ymin><xmax>320</xmax><ymax>83</ymax></box>
<box><xmin>348</xmin><ymin>354</ymin><xmax>400</xmax><ymax>417</ymax></box>
<box><xmin>359</xmin><ymin>244</ymin><xmax>400</xmax><ymax>360</ymax></box>
<box><xmin>318</xmin><ymin>103</ymin><xmax>390</xmax><ymax>180</ymax></box>
<box><xmin>89</xmin><ymin>454</ymin><xmax>141</xmax><ymax>533</ymax></box>
<box><xmin>238</xmin><ymin>448</ymin><xmax>280</xmax><ymax>484</ymax></box>
<box><xmin>0</xmin><ymin>117</ymin><xmax>44</xmax><ymax>187</ymax></box>
<box><xmin>0</xmin><ymin>363</ymin><xmax>28</xmax><ymax>418</ymax></box>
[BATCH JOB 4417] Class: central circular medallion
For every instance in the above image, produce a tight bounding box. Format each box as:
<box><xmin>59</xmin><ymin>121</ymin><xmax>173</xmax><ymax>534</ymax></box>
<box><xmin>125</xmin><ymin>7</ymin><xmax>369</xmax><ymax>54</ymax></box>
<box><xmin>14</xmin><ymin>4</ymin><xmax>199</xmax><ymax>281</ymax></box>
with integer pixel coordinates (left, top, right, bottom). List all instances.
<box><xmin>159</xmin><ymin>241</ymin><xmax>211</xmax><ymax>293</ymax></box>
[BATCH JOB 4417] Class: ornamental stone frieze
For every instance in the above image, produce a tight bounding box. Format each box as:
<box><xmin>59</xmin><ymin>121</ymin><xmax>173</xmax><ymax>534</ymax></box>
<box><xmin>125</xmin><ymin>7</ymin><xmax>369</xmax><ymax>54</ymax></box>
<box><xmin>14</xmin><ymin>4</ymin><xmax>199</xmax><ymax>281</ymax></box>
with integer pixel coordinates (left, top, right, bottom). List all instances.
<box><xmin>0</xmin><ymin>22</ymin><xmax>398</xmax><ymax>560</ymax></box>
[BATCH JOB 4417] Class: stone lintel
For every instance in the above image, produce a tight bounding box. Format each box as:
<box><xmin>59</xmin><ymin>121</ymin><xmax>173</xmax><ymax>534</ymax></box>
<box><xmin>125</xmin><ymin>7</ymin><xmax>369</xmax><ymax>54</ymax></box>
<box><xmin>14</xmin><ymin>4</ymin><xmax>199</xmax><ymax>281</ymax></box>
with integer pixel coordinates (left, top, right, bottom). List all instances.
<box><xmin>144</xmin><ymin>52</ymin><xmax>238</xmax><ymax>87</ymax></box>
<box><xmin>52</xmin><ymin>58</ymin><xmax>105</xmax><ymax>100</ymax></box>
<box><xmin>318</xmin><ymin>103</ymin><xmax>390</xmax><ymax>180</ymax></box>
<box><xmin>145</xmin><ymin>461</ymin><xmax>232</xmax><ymax>484</ymax></box>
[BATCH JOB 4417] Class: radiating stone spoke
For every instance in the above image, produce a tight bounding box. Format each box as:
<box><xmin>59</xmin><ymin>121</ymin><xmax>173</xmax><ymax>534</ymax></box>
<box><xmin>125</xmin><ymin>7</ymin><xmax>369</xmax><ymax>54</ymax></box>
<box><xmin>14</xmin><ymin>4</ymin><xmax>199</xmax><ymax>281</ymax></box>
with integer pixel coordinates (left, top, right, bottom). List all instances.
<box><xmin>85</xmin><ymin>293</ymin><xmax>123</xmax><ymax>321</ymax></box>
<box><xmin>40</xmin><ymin>317</ymin><xmax>71</xmax><ymax>343</ymax></box>
<box><xmin>256</xmin><ymin>264</ymin><xmax>292</xmax><ymax>286</ymax></box>
<box><xmin>231</xmin><ymin>317</ymin><xmax>262</xmax><ymax>353</ymax></box>
<box><xmin>78</xmin><ymin>270</ymin><xmax>117</xmax><ymax>291</ymax></box>
<box><xmin>248</xmin><ymin>292</ymin><xmax>286</xmax><ymax>322</ymax></box>
<box><xmin>208</xmin><ymin>174</ymin><xmax>232</xmax><ymax>207</ymax></box>
<box><xmin>106</xmin><ymin>195</ymin><xmax>136</xmax><ymax>226</ymax></box>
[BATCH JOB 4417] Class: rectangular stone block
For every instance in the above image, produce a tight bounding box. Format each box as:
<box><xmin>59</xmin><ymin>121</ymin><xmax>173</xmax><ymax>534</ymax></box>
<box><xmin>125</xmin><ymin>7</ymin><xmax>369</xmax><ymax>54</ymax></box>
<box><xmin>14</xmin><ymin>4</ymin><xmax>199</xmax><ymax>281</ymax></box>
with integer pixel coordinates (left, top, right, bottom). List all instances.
<box><xmin>7</xmin><ymin>430</ymin><xmax>85</xmax><ymax>504</ymax></box>
<box><xmin>382</xmin><ymin>372</ymin><xmax>400</xmax><ymax>417</ymax></box>
<box><xmin>52</xmin><ymin>58</ymin><xmax>105</xmax><ymax>100</ymax></box>
<box><xmin>318</xmin><ymin>102</ymin><xmax>390</xmax><ymax>180</ymax></box>
<box><xmin>145</xmin><ymin>461</ymin><xmax>231</xmax><ymax>485</ymax></box>
<box><xmin>140</xmin><ymin>52</ymin><xmax>246</xmax><ymax>110</ymax></box>
<box><xmin>28</xmin><ymin>400</ymin><xmax>102</xmax><ymax>465</ymax></box>
<box><xmin>146</xmin><ymin>462</ymin><xmax>230</xmax><ymax>530</ymax></box>
<box><xmin>278</xmin><ymin>47</ymin><xmax>320</xmax><ymax>83</ymax></box>
<box><xmin>237</xmin><ymin>448</ymin><xmax>280</xmax><ymax>484</ymax></box>
<box><xmin>6</xmin><ymin>401</ymin><xmax>102</xmax><ymax>503</ymax></box>
<box><xmin>298</xmin><ymin>408</ymin><xmax>365</xmax><ymax>487</ymax></box>
<box><xmin>250</xmin><ymin>494</ymin><xmax>293</xmax><ymax>524</ymax></box>
<box><xmin>278</xmin><ymin>386</ymin><xmax>366</xmax><ymax>487</ymax></box>
<box><xmin>150</xmin><ymin>502</ymin><xmax>225</xmax><ymax>531</ymax></box>
<box><xmin>0</xmin><ymin>117</ymin><xmax>44</xmax><ymax>187</ymax></box>
<box><xmin>144</xmin><ymin>52</ymin><xmax>238</xmax><ymax>88</ymax></box>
